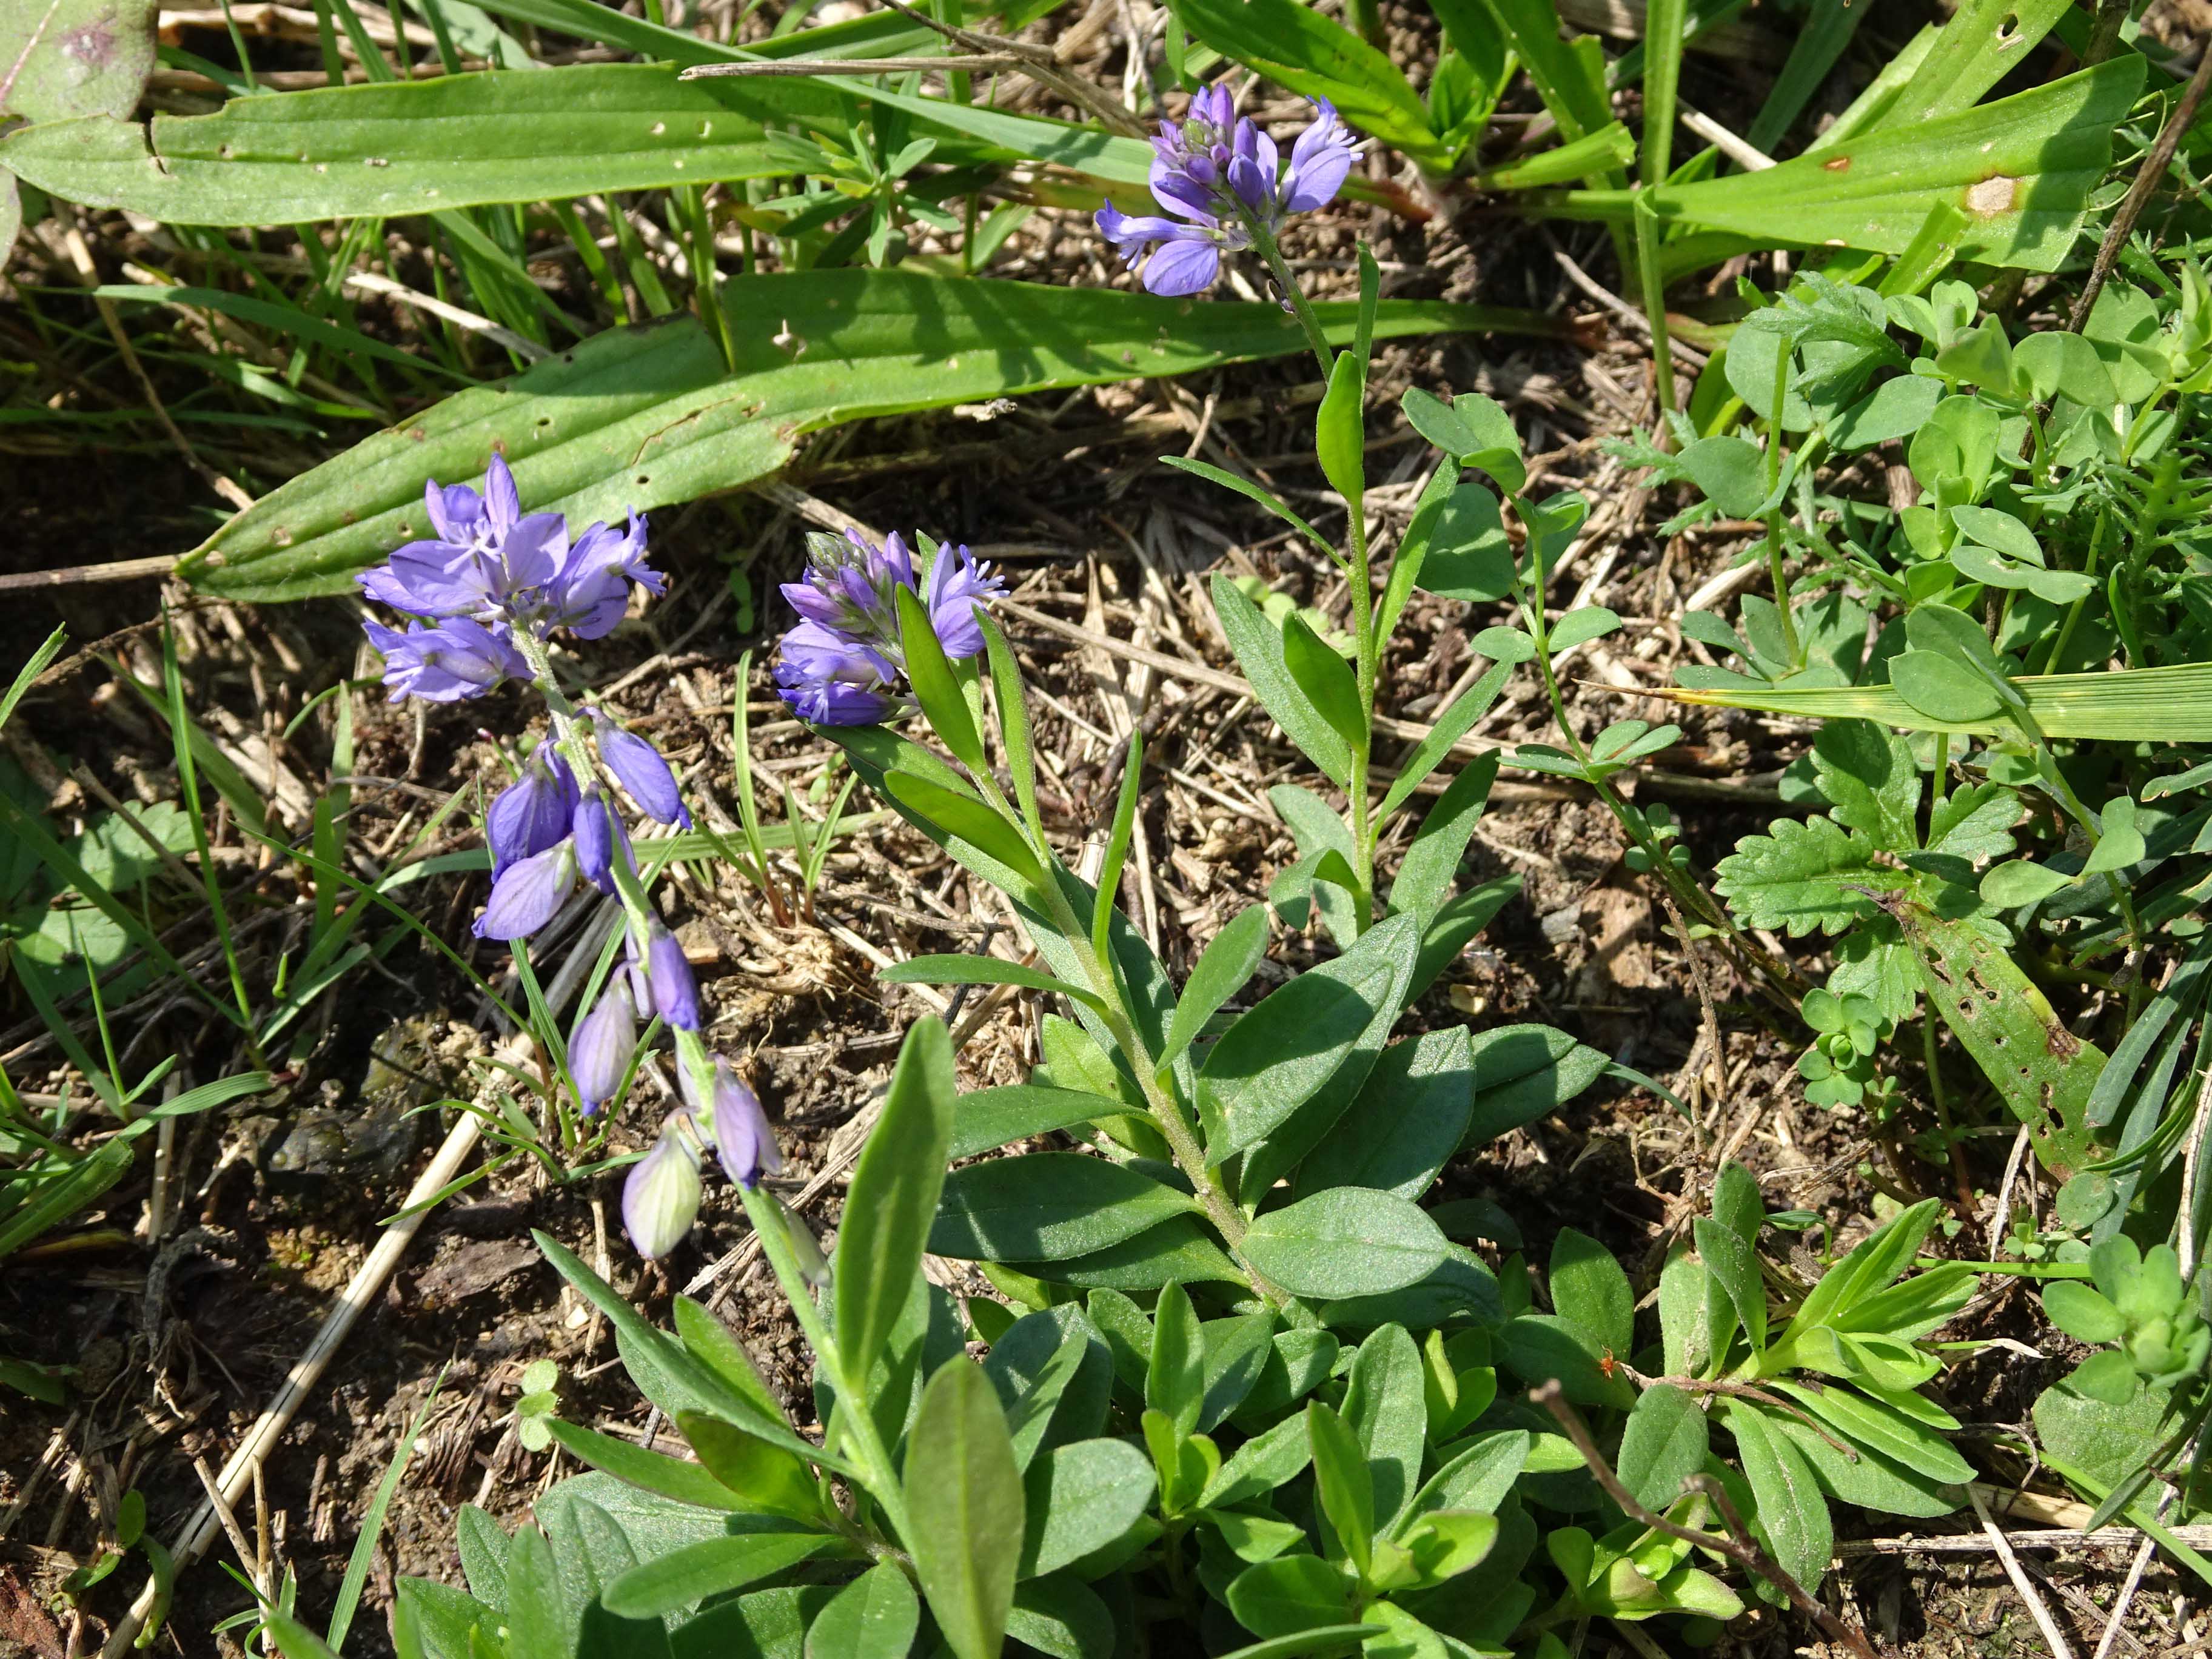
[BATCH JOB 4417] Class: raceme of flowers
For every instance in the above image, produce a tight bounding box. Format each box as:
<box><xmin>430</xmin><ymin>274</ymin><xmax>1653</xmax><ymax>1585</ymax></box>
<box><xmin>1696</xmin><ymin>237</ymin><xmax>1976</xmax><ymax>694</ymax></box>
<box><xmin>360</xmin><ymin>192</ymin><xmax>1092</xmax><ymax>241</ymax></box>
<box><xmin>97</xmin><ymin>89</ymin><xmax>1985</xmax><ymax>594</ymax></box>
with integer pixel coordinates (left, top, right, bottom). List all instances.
<box><xmin>1094</xmin><ymin>82</ymin><xmax>1355</xmax><ymax>297</ymax></box>
<box><xmin>356</xmin><ymin>456</ymin><xmax>779</xmax><ymax>1258</ymax></box>
<box><xmin>773</xmin><ymin>528</ymin><xmax>1006</xmax><ymax>725</ymax></box>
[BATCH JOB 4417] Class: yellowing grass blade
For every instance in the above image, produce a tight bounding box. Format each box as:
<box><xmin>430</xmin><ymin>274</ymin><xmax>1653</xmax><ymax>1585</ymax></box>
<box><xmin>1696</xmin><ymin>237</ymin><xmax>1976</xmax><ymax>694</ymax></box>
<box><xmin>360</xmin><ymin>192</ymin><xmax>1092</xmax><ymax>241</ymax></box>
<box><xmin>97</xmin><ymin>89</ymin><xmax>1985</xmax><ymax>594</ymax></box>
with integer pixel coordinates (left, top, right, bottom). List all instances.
<box><xmin>1649</xmin><ymin>663</ymin><xmax>2212</xmax><ymax>742</ymax></box>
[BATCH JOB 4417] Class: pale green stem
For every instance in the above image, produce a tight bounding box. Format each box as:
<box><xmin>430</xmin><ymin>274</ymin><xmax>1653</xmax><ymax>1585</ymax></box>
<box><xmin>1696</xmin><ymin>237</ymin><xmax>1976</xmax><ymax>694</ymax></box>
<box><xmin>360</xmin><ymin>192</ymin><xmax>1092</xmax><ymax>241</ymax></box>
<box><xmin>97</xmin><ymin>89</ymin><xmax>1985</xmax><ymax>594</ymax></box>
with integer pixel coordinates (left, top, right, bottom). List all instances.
<box><xmin>1252</xmin><ymin>229</ymin><xmax>1335</xmax><ymax>381</ymax></box>
<box><xmin>971</xmin><ymin>774</ymin><xmax>1258</xmax><ymax>1265</ymax></box>
<box><xmin>737</xmin><ymin>1182</ymin><xmax>917</xmax><ymax>1549</ymax></box>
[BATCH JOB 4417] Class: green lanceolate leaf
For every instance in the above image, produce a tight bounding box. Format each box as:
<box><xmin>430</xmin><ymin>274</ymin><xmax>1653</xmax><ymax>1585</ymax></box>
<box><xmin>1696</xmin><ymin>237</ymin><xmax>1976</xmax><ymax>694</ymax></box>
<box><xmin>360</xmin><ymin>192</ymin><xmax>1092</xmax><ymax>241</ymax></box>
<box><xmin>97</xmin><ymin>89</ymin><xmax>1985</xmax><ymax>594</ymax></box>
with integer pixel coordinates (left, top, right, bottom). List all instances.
<box><xmin>905</xmin><ymin>1361</ymin><xmax>1025</xmax><ymax>1659</ymax></box>
<box><xmin>1893</xmin><ymin>900</ymin><xmax>2105</xmax><ymax>1177</ymax></box>
<box><xmin>1148</xmin><ymin>1282</ymin><xmax>1207</xmax><ymax>1438</ymax></box>
<box><xmin>930</xmin><ymin>1153</ymin><xmax>1198</xmax><ymax>1262</ymax></box>
<box><xmin>1724</xmin><ymin>1404</ymin><xmax>1833</xmax><ymax>1599</ymax></box>
<box><xmin>1212</xmin><ymin>574</ymin><xmax>1357</xmax><ymax>787</ymax></box>
<box><xmin>1307</xmin><ymin>1401</ymin><xmax>1376</xmax><ymax>1576</ymax></box>
<box><xmin>1158</xmin><ymin>902</ymin><xmax>1270</xmax><ymax>1078</ymax></box>
<box><xmin>1616</xmin><ymin>1382</ymin><xmax>1709</xmax><ymax>1511</ymax></box>
<box><xmin>1021</xmin><ymin>1438</ymin><xmax>1157</xmax><ymax>1578</ymax></box>
<box><xmin>1315</xmin><ymin>348</ymin><xmax>1367</xmax><ymax>506</ymax></box>
<box><xmin>949</xmin><ymin>1085</ymin><xmax>1115</xmax><ymax>1161</ymax></box>
<box><xmin>600</xmin><ymin>1534</ymin><xmax>837</xmax><ymax>1617</ymax></box>
<box><xmin>1241</xmin><ymin>1189</ymin><xmax>1449</xmax><ymax>1299</ymax></box>
<box><xmin>1549</xmin><ymin>1228</ymin><xmax>1633</xmax><ymax>1361</ymax></box>
<box><xmin>836</xmin><ymin>1019</ymin><xmax>956</xmax><ymax>1381</ymax></box>
<box><xmin>896</xmin><ymin>585</ymin><xmax>988</xmax><ymax>776</ymax></box>
<box><xmin>1295</xmin><ymin>1026</ymin><xmax>1472</xmax><ymax>1202</ymax></box>
<box><xmin>879</xmin><ymin>955</ymin><xmax>1105</xmax><ymax>1014</ymax></box>
<box><xmin>175</xmin><ymin>273</ymin><xmax>1532</xmax><ymax>603</ymax></box>
<box><xmin>806</xmin><ymin>1562</ymin><xmax>921</xmax><ymax>1659</ymax></box>
<box><xmin>1199</xmin><ymin>912</ymin><xmax>1420</xmax><ymax>1164</ymax></box>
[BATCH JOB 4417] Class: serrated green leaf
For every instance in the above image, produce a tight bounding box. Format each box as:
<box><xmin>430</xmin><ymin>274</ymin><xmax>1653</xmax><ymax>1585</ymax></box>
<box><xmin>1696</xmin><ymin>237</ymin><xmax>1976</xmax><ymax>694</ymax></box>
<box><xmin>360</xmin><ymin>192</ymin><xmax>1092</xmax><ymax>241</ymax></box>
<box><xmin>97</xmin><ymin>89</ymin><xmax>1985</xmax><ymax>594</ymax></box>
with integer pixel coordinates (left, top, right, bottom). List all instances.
<box><xmin>1714</xmin><ymin>816</ymin><xmax>1888</xmax><ymax>936</ymax></box>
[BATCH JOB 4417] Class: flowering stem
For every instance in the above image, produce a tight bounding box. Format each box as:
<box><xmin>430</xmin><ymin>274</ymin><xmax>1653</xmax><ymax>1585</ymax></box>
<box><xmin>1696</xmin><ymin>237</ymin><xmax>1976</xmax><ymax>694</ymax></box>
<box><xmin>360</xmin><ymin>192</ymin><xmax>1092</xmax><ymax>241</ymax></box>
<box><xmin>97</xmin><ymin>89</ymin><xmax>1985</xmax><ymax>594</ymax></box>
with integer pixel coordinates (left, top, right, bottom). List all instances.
<box><xmin>509</xmin><ymin>631</ymin><xmax>722</xmax><ymax>1112</ymax></box>
<box><xmin>737</xmin><ymin>1182</ymin><xmax>917</xmax><ymax>1551</ymax></box>
<box><xmin>976</xmin><ymin>772</ymin><xmax>1275</xmax><ymax>1301</ymax></box>
<box><xmin>1253</xmin><ymin>230</ymin><xmax>1335</xmax><ymax>381</ymax></box>
<box><xmin>1344</xmin><ymin>503</ymin><xmax>1378</xmax><ymax>927</ymax></box>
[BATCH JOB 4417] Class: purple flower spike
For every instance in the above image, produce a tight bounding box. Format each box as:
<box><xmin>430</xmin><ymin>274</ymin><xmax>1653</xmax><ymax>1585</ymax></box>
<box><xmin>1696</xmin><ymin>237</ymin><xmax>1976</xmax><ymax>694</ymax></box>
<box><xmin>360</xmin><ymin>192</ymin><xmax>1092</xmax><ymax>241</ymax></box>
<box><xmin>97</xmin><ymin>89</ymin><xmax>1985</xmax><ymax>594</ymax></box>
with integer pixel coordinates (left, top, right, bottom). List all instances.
<box><xmin>486</xmin><ymin>742</ymin><xmax>578</xmax><ymax>875</ymax></box>
<box><xmin>594</xmin><ymin>716</ymin><xmax>690</xmax><ymax>828</ymax></box>
<box><xmin>644</xmin><ymin>922</ymin><xmax>701</xmax><ymax>1031</ymax></box>
<box><xmin>569</xmin><ymin>984</ymin><xmax>637</xmax><ymax>1116</ymax></box>
<box><xmin>475</xmin><ymin>841</ymin><xmax>575</xmax><ymax>940</ymax></box>
<box><xmin>552</xmin><ymin>513</ymin><xmax>661</xmax><ymax>640</ymax></box>
<box><xmin>1094</xmin><ymin>84</ymin><xmax>1353</xmax><ymax>296</ymax></box>
<box><xmin>684</xmin><ymin>1059</ymin><xmax>782</xmax><ymax>1190</ymax></box>
<box><xmin>924</xmin><ymin>545</ymin><xmax>1006</xmax><ymax>661</ymax></box>
<box><xmin>622</xmin><ymin>1127</ymin><xmax>701</xmax><ymax>1258</ymax></box>
<box><xmin>364</xmin><ymin>618</ymin><xmax>529</xmax><ymax>704</ymax></box>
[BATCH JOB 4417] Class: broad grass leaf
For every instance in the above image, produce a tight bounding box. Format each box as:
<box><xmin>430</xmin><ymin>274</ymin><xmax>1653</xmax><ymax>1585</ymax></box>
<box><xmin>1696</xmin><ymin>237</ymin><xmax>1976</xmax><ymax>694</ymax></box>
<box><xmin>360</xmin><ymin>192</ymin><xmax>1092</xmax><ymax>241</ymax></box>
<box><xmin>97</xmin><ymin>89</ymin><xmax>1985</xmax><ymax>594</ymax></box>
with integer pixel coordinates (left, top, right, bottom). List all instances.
<box><xmin>904</xmin><ymin>1361</ymin><xmax>1025</xmax><ymax>1659</ymax></box>
<box><xmin>930</xmin><ymin>1153</ymin><xmax>1196</xmax><ymax>1263</ymax></box>
<box><xmin>1177</xmin><ymin>0</ymin><xmax>1446</xmax><ymax>170</ymax></box>
<box><xmin>1243</xmin><ymin>1190</ymin><xmax>1448</xmax><ymax>1299</ymax></box>
<box><xmin>1629</xmin><ymin>58</ymin><xmax>2145</xmax><ymax>274</ymax></box>
<box><xmin>172</xmin><ymin>275</ymin><xmax>1525</xmax><ymax>603</ymax></box>
<box><xmin>837</xmin><ymin>1020</ymin><xmax>956</xmax><ymax>1379</ymax></box>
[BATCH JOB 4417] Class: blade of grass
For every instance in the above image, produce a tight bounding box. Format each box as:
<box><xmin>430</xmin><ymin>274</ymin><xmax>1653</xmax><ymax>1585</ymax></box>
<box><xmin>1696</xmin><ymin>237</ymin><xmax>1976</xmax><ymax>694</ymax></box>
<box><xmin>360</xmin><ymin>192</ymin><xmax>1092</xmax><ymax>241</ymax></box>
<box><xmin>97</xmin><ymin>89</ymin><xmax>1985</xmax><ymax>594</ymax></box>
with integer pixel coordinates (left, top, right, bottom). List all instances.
<box><xmin>162</xmin><ymin>617</ymin><xmax>260</xmax><ymax>1051</ymax></box>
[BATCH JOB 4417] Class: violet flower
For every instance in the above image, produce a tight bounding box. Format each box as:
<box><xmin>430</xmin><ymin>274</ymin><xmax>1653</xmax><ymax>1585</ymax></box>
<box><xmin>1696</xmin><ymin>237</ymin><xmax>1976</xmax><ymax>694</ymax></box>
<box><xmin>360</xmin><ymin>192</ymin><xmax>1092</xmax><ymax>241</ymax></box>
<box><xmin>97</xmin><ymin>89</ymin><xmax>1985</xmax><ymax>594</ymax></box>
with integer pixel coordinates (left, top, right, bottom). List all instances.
<box><xmin>363</xmin><ymin>618</ymin><xmax>529</xmax><ymax>704</ymax></box>
<box><xmin>772</xmin><ymin>529</ymin><xmax>1003</xmax><ymax>728</ymax></box>
<box><xmin>643</xmin><ymin>922</ymin><xmax>701</xmax><ymax>1031</ymax></box>
<box><xmin>593</xmin><ymin>712</ymin><xmax>691</xmax><ymax>827</ymax></box>
<box><xmin>486</xmin><ymin>742</ymin><xmax>578</xmax><ymax>874</ymax></box>
<box><xmin>475</xmin><ymin>841</ymin><xmax>575</xmax><ymax>940</ymax></box>
<box><xmin>686</xmin><ymin>1060</ymin><xmax>782</xmax><ymax>1190</ymax></box>
<box><xmin>569</xmin><ymin>984</ymin><xmax>638</xmax><ymax>1116</ymax></box>
<box><xmin>1094</xmin><ymin>87</ymin><xmax>1355</xmax><ymax>297</ymax></box>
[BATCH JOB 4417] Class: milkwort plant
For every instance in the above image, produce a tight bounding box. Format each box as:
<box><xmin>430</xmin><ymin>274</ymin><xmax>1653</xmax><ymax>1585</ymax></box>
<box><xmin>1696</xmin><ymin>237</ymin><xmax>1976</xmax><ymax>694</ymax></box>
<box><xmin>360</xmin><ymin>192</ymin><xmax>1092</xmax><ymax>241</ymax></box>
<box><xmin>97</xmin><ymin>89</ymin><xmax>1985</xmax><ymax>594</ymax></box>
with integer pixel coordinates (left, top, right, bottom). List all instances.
<box><xmin>373</xmin><ymin>118</ymin><xmax>1996</xmax><ymax>1658</ymax></box>
<box><xmin>355</xmin><ymin>454</ymin><xmax>782</xmax><ymax>1250</ymax></box>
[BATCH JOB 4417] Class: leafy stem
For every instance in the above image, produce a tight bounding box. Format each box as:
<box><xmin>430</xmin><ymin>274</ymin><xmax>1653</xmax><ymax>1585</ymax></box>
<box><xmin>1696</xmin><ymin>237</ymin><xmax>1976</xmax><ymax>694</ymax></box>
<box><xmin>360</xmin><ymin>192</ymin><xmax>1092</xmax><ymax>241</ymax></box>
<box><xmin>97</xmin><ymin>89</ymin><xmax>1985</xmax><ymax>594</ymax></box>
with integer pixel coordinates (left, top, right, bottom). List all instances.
<box><xmin>735</xmin><ymin>1181</ymin><xmax>918</xmax><ymax>1552</ymax></box>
